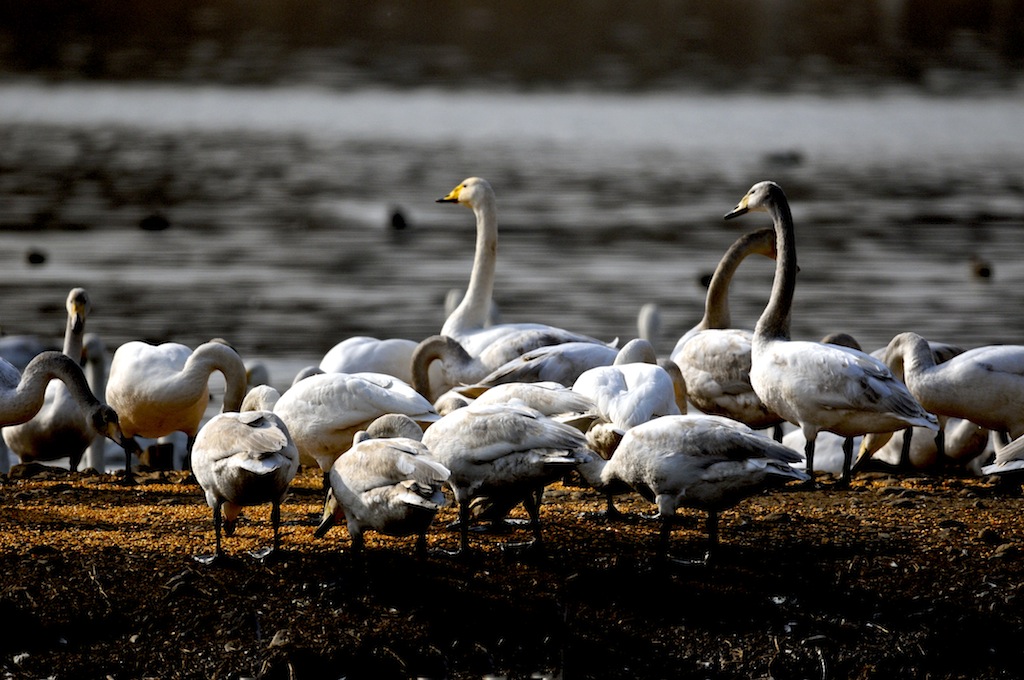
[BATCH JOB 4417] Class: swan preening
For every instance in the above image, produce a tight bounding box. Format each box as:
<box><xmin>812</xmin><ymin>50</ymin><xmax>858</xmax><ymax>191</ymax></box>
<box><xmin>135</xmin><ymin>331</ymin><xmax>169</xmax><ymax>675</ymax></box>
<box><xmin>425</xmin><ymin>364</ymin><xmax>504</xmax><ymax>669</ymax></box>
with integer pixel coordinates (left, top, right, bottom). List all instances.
<box><xmin>106</xmin><ymin>339</ymin><xmax>249</xmax><ymax>479</ymax></box>
<box><xmin>192</xmin><ymin>409</ymin><xmax>299</xmax><ymax>564</ymax></box>
<box><xmin>724</xmin><ymin>181</ymin><xmax>938</xmax><ymax>484</ymax></box>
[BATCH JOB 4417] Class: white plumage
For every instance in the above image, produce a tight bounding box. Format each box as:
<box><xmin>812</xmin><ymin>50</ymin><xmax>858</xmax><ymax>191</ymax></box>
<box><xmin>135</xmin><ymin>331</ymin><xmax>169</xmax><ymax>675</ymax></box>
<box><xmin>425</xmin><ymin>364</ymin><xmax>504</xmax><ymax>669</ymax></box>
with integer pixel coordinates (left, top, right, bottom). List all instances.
<box><xmin>106</xmin><ymin>339</ymin><xmax>249</xmax><ymax>477</ymax></box>
<box><xmin>421</xmin><ymin>401</ymin><xmax>591</xmax><ymax>556</ymax></box>
<box><xmin>670</xmin><ymin>228</ymin><xmax>783</xmax><ymax>434</ymax></box>
<box><xmin>435</xmin><ymin>177</ymin><xmax>610</xmax><ymax>364</ymax></box>
<box><xmin>315</xmin><ymin>435</ymin><xmax>450</xmax><ymax>558</ymax></box>
<box><xmin>577</xmin><ymin>414</ymin><xmax>808</xmax><ymax>563</ymax></box>
<box><xmin>191</xmin><ymin>410</ymin><xmax>299</xmax><ymax>563</ymax></box>
<box><xmin>4</xmin><ymin>288</ymin><xmax>102</xmax><ymax>471</ymax></box>
<box><xmin>271</xmin><ymin>371</ymin><xmax>440</xmax><ymax>484</ymax></box>
<box><xmin>724</xmin><ymin>180</ymin><xmax>937</xmax><ymax>483</ymax></box>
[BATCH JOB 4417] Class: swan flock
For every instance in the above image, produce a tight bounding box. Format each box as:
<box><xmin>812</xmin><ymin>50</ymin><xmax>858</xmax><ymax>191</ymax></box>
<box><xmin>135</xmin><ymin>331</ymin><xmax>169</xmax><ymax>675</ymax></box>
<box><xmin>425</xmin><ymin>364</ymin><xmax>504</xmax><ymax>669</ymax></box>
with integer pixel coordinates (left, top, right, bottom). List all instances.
<box><xmin>3</xmin><ymin>176</ymin><xmax>1013</xmax><ymax>565</ymax></box>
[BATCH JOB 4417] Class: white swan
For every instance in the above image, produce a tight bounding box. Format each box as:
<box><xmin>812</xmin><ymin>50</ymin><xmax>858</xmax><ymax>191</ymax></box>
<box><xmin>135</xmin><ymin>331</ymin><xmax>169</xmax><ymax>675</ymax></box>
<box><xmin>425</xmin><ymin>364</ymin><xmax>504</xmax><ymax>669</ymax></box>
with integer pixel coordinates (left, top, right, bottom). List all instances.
<box><xmin>0</xmin><ymin>334</ymin><xmax>55</xmax><ymax>372</ymax></box>
<box><xmin>436</xmin><ymin>177</ymin><xmax>610</xmax><ymax>360</ymax></box>
<box><xmin>670</xmin><ymin>227</ymin><xmax>784</xmax><ymax>436</ymax></box>
<box><xmin>472</xmin><ymin>341</ymin><xmax>623</xmax><ymax>390</ymax></box>
<box><xmin>411</xmin><ymin>333</ymin><xmax>618</xmax><ymax>402</ymax></box>
<box><xmin>420</xmin><ymin>401</ymin><xmax>591</xmax><ymax>556</ymax></box>
<box><xmin>1</xmin><ymin>350</ymin><xmax>127</xmax><ymax>457</ymax></box>
<box><xmin>576</xmin><ymin>414</ymin><xmax>808</xmax><ymax>563</ymax></box>
<box><xmin>106</xmin><ymin>339</ymin><xmax>249</xmax><ymax>477</ymax></box>
<box><xmin>881</xmin><ymin>331</ymin><xmax>1024</xmax><ymax>454</ymax></box>
<box><xmin>314</xmin><ymin>433</ymin><xmax>449</xmax><ymax>558</ymax></box>
<box><xmin>271</xmin><ymin>371</ymin><xmax>440</xmax><ymax>485</ymax></box>
<box><xmin>4</xmin><ymin>288</ymin><xmax>103</xmax><ymax>472</ymax></box>
<box><xmin>573</xmin><ymin>338</ymin><xmax>683</xmax><ymax>440</ymax></box>
<box><xmin>191</xmin><ymin>410</ymin><xmax>299</xmax><ymax>564</ymax></box>
<box><xmin>724</xmin><ymin>181</ymin><xmax>937</xmax><ymax>484</ymax></box>
<box><xmin>319</xmin><ymin>336</ymin><xmax>418</xmax><ymax>383</ymax></box>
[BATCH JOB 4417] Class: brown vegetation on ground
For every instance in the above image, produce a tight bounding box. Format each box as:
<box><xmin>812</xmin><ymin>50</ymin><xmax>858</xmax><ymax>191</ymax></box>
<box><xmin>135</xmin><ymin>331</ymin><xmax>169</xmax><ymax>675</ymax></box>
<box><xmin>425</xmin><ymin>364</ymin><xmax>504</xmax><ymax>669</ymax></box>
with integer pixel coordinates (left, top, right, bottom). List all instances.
<box><xmin>1</xmin><ymin>465</ymin><xmax>1022</xmax><ymax>679</ymax></box>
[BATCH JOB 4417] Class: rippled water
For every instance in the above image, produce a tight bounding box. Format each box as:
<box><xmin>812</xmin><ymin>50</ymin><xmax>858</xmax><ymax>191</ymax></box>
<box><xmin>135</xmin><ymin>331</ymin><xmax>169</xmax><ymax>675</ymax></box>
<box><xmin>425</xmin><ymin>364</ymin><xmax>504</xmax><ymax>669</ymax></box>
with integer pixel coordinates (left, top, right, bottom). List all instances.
<box><xmin>1</xmin><ymin>83</ymin><xmax>1023</xmax><ymax>387</ymax></box>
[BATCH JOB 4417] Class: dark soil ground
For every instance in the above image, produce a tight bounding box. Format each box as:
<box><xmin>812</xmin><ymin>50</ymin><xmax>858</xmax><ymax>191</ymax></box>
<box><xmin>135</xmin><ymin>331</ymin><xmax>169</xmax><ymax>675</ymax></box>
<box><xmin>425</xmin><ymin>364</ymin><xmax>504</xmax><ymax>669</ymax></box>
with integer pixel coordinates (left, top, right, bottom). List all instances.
<box><xmin>1</xmin><ymin>464</ymin><xmax>1023</xmax><ymax>680</ymax></box>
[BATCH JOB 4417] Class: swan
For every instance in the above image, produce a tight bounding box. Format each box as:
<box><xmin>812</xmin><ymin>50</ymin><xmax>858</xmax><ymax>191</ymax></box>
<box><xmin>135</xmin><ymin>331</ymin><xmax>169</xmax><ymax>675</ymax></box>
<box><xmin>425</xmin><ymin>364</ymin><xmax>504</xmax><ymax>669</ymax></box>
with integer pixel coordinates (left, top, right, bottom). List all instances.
<box><xmin>1</xmin><ymin>351</ymin><xmax>127</xmax><ymax>460</ymax></box>
<box><xmin>724</xmin><ymin>180</ymin><xmax>937</xmax><ymax>484</ymax></box>
<box><xmin>420</xmin><ymin>401</ymin><xmax>591</xmax><ymax>557</ymax></box>
<box><xmin>191</xmin><ymin>410</ymin><xmax>299</xmax><ymax>564</ymax></box>
<box><xmin>576</xmin><ymin>414</ymin><xmax>808</xmax><ymax>564</ymax></box>
<box><xmin>270</xmin><ymin>371</ymin><xmax>440</xmax><ymax>485</ymax></box>
<box><xmin>981</xmin><ymin>430</ymin><xmax>1024</xmax><ymax>477</ymax></box>
<box><xmin>472</xmin><ymin>341</ymin><xmax>623</xmax><ymax>390</ymax></box>
<box><xmin>0</xmin><ymin>334</ymin><xmax>55</xmax><ymax>372</ymax></box>
<box><xmin>670</xmin><ymin>227</ymin><xmax>785</xmax><ymax>437</ymax></box>
<box><xmin>572</xmin><ymin>338</ymin><xmax>684</xmax><ymax>445</ymax></box>
<box><xmin>636</xmin><ymin>302</ymin><xmax>662</xmax><ymax>353</ymax></box>
<box><xmin>572</xmin><ymin>339</ymin><xmax>685</xmax><ymax>517</ymax></box>
<box><xmin>319</xmin><ymin>336</ymin><xmax>419</xmax><ymax>384</ymax></box>
<box><xmin>880</xmin><ymin>331</ymin><xmax>1024</xmax><ymax>456</ymax></box>
<box><xmin>436</xmin><ymin>177</ymin><xmax>610</xmax><ymax>360</ymax></box>
<box><xmin>105</xmin><ymin>339</ymin><xmax>249</xmax><ymax>477</ymax></box>
<box><xmin>4</xmin><ymin>288</ymin><xmax>103</xmax><ymax>472</ymax></box>
<box><xmin>314</xmin><ymin>432</ymin><xmax>450</xmax><ymax>559</ymax></box>
<box><xmin>411</xmin><ymin>333</ymin><xmax>618</xmax><ymax>402</ymax></box>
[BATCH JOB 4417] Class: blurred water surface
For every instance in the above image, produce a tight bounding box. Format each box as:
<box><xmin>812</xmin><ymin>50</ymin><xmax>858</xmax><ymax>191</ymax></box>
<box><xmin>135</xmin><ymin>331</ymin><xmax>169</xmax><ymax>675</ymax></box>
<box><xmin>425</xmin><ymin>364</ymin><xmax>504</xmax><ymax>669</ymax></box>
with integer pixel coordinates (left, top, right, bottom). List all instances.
<box><xmin>1</xmin><ymin>82</ymin><xmax>1023</xmax><ymax>387</ymax></box>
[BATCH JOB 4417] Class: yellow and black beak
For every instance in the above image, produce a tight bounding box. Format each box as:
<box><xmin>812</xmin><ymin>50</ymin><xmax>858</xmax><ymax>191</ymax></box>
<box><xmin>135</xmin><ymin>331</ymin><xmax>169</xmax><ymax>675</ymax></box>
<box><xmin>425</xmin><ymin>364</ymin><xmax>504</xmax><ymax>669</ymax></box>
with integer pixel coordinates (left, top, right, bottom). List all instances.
<box><xmin>724</xmin><ymin>196</ymin><xmax>750</xmax><ymax>220</ymax></box>
<box><xmin>436</xmin><ymin>184</ymin><xmax>463</xmax><ymax>203</ymax></box>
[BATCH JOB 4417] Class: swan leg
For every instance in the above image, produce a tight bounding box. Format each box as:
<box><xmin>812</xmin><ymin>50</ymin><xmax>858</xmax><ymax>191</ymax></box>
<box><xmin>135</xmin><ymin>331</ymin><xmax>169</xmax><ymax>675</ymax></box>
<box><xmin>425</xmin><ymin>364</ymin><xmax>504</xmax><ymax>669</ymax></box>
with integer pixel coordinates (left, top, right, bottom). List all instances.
<box><xmin>270</xmin><ymin>500</ymin><xmax>282</xmax><ymax>553</ymax></box>
<box><xmin>899</xmin><ymin>427</ymin><xmax>913</xmax><ymax>470</ymax></box>
<box><xmin>416</xmin><ymin>532</ymin><xmax>428</xmax><ymax>560</ymax></box>
<box><xmin>772</xmin><ymin>424</ymin><xmax>784</xmax><ymax>442</ymax></box>
<box><xmin>803</xmin><ymin>437</ymin><xmax>817</xmax><ymax>487</ymax></box>
<box><xmin>657</xmin><ymin>514</ymin><xmax>673</xmax><ymax>562</ymax></box>
<box><xmin>838</xmin><ymin>437</ymin><xmax>854</xmax><ymax>487</ymax></box>
<box><xmin>703</xmin><ymin>510</ymin><xmax>719</xmax><ymax>564</ymax></box>
<box><xmin>934</xmin><ymin>428</ymin><xmax>946</xmax><ymax>464</ymax></box>
<box><xmin>195</xmin><ymin>503</ymin><xmax>225</xmax><ymax>565</ymax></box>
<box><xmin>118</xmin><ymin>437</ymin><xmax>141</xmax><ymax>486</ymax></box>
<box><xmin>458</xmin><ymin>499</ymin><xmax>472</xmax><ymax>556</ymax></box>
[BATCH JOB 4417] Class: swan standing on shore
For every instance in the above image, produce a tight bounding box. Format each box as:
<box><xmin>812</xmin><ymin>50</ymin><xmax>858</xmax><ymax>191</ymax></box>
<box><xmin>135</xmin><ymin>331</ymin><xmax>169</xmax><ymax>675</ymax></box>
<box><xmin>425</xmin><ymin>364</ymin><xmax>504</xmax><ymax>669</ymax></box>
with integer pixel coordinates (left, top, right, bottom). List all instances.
<box><xmin>192</xmin><ymin>409</ymin><xmax>299</xmax><ymax>564</ymax></box>
<box><xmin>577</xmin><ymin>414</ymin><xmax>808</xmax><ymax>563</ymax></box>
<box><xmin>881</xmin><ymin>331</ymin><xmax>1024</xmax><ymax>457</ymax></box>
<box><xmin>106</xmin><ymin>340</ymin><xmax>249</xmax><ymax>478</ymax></box>
<box><xmin>421</xmin><ymin>401</ymin><xmax>591</xmax><ymax>557</ymax></box>
<box><xmin>315</xmin><ymin>430</ymin><xmax>449</xmax><ymax>559</ymax></box>
<box><xmin>724</xmin><ymin>181</ymin><xmax>937</xmax><ymax>483</ymax></box>
<box><xmin>670</xmin><ymin>228</ymin><xmax>784</xmax><ymax>437</ymax></box>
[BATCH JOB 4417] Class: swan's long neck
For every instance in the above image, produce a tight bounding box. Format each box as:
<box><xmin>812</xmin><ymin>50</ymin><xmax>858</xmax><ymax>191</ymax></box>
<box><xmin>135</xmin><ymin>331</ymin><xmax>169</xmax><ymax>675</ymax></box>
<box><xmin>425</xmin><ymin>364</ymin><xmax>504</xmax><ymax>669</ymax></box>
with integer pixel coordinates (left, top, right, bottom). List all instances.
<box><xmin>699</xmin><ymin>234</ymin><xmax>760</xmax><ymax>330</ymax></box>
<box><xmin>442</xmin><ymin>198</ymin><xmax>498</xmax><ymax>337</ymax></box>
<box><xmin>411</xmin><ymin>335</ymin><xmax>476</xmax><ymax>401</ymax></box>
<box><xmin>886</xmin><ymin>333</ymin><xmax>935</xmax><ymax>382</ymax></box>
<box><xmin>183</xmin><ymin>342</ymin><xmax>248</xmax><ymax>412</ymax></box>
<box><xmin>2</xmin><ymin>352</ymin><xmax>101</xmax><ymax>427</ymax></box>
<box><xmin>754</xmin><ymin>190</ymin><xmax>796</xmax><ymax>343</ymax></box>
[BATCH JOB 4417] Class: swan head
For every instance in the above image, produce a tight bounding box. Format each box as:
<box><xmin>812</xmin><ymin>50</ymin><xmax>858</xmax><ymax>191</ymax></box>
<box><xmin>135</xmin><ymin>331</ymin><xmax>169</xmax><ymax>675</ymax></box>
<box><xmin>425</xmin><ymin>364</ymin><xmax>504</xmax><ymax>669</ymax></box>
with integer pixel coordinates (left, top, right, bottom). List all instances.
<box><xmin>91</xmin><ymin>404</ymin><xmax>129</xmax><ymax>449</ymax></box>
<box><xmin>436</xmin><ymin>177</ymin><xmax>494</xmax><ymax>209</ymax></box>
<box><xmin>67</xmin><ymin>287</ymin><xmax>91</xmax><ymax>334</ymax></box>
<box><xmin>724</xmin><ymin>180</ymin><xmax>783</xmax><ymax>219</ymax></box>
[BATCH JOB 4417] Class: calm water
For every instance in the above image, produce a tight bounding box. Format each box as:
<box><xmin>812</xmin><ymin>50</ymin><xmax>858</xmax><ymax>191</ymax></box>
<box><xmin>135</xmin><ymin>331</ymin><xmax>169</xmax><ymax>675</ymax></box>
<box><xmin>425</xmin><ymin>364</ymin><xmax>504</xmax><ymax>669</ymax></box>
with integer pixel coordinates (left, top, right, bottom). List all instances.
<box><xmin>1</xmin><ymin>82</ymin><xmax>1024</xmax><ymax>388</ymax></box>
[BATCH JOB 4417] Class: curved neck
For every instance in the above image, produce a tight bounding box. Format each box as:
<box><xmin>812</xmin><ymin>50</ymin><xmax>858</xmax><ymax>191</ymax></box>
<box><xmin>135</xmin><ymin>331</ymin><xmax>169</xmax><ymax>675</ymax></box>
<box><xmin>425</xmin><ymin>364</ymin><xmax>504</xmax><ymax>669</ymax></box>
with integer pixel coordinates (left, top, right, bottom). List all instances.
<box><xmin>754</xmin><ymin>189</ymin><xmax>796</xmax><ymax>343</ymax></box>
<box><xmin>2</xmin><ymin>352</ymin><xmax>101</xmax><ymax>426</ymax></box>
<box><xmin>442</xmin><ymin>198</ymin><xmax>498</xmax><ymax>337</ymax></box>
<box><xmin>183</xmin><ymin>342</ymin><xmax>248</xmax><ymax>412</ymax></box>
<box><xmin>698</xmin><ymin>228</ymin><xmax>774</xmax><ymax>331</ymax></box>
<box><xmin>411</xmin><ymin>335</ymin><xmax>475</xmax><ymax>400</ymax></box>
<box><xmin>884</xmin><ymin>332</ymin><xmax>935</xmax><ymax>381</ymax></box>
